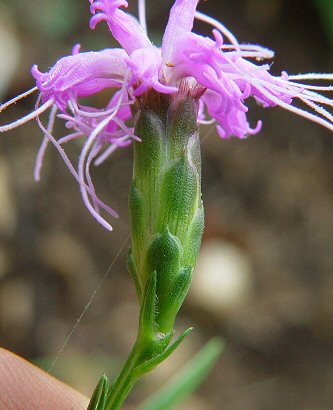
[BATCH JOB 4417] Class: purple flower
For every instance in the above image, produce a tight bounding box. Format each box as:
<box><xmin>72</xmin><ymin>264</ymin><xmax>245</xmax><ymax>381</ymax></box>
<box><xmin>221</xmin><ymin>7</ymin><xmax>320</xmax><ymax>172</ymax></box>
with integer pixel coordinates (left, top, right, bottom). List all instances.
<box><xmin>1</xmin><ymin>0</ymin><xmax>333</xmax><ymax>230</ymax></box>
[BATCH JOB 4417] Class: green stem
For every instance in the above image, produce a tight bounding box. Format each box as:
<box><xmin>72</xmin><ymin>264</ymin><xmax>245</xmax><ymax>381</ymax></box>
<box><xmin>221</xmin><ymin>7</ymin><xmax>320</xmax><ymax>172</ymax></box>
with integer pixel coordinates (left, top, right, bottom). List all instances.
<box><xmin>105</xmin><ymin>342</ymin><xmax>142</xmax><ymax>410</ymax></box>
<box><xmin>89</xmin><ymin>90</ymin><xmax>204</xmax><ymax>410</ymax></box>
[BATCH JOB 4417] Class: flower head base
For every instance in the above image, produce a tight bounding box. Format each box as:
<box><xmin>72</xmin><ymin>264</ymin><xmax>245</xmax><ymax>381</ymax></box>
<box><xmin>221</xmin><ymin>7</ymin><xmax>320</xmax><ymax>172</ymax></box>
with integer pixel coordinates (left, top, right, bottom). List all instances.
<box><xmin>1</xmin><ymin>0</ymin><xmax>333</xmax><ymax>230</ymax></box>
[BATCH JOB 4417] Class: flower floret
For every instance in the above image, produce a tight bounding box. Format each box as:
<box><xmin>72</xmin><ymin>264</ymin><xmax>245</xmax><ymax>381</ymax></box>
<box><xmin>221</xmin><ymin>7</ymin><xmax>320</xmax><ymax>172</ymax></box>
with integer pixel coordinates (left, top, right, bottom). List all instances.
<box><xmin>126</xmin><ymin>48</ymin><xmax>178</xmax><ymax>96</ymax></box>
<box><xmin>31</xmin><ymin>49</ymin><xmax>128</xmax><ymax>111</ymax></box>
<box><xmin>1</xmin><ymin>0</ymin><xmax>333</xmax><ymax>230</ymax></box>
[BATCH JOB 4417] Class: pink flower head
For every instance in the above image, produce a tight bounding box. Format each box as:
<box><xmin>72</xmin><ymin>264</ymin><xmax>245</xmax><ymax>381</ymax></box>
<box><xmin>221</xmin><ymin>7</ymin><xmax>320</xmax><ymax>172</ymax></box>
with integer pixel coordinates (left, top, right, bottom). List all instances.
<box><xmin>1</xmin><ymin>0</ymin><xmax>333</xmax><ymax>230</ymax></box>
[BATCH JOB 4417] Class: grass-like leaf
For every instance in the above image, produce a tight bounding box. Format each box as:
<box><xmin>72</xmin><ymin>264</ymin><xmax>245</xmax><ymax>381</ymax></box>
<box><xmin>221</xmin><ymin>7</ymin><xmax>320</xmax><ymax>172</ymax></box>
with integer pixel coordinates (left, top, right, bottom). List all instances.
<box><xmin>134</xmin><ymin>327</ymin><xmax>193</xmax><ymax>378</ymax></box>
<box><xmin>87</xmin><ymin>374</ymin><xmax>109</xmax><ymax>410</ymax></box>
<box><xmin>137</xmin><ymin>337</ymin><xmax>224</xmax><ymax>410</ymax></box>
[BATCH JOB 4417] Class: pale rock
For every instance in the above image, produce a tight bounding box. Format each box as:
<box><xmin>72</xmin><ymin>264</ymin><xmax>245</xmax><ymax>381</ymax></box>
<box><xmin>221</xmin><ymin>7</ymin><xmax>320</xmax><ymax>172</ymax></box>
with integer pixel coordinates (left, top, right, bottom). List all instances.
<box><xmin>190</xmin><ymin>240</ymin><xmax>253</xmax><ymax>314</ymax></box>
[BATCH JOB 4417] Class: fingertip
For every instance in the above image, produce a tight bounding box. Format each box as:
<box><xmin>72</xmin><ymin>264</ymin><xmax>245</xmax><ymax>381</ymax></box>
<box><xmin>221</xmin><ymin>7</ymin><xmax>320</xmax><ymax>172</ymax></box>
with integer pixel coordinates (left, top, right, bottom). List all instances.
<box><xmin>0</xmin><ymin>348</ymin><xmax>89</xmax><ymax>410</ymax></box>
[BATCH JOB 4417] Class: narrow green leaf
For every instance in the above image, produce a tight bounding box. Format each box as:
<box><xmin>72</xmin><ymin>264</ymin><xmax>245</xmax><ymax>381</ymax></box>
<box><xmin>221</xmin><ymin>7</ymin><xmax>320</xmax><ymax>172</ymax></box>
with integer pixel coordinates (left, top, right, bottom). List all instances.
<box><xmin>138</xmin><ymin>271</ymin><xmax>157</xmax><ymax>341</ymax></box>
<box><xmin>87</xmin><ymin>374</ymin><xmax>109</xmax><ymax>410</ymax></box>
<box><xmin>137</xmin><ymin>338</ymin><xmax>224</xmax><ymax>410</ymax></box>
<box><xmin>127</xmin><ymin>247</ymin><xmax>143</xmax><ymax>300</ymax></box>
<box><xmin>157</xmin><ymin>267</ymin><xmax>192</xmax><ymax>334</ymax></box>
<box><xmin>182</xmin><ymin>205</ymin><xmax>204</xmax><ymax>268</ymax></box>
<box><xmin>134</xmin><ymin>328</ymin><xmax>193</xmax><ymax>378</ymax></box>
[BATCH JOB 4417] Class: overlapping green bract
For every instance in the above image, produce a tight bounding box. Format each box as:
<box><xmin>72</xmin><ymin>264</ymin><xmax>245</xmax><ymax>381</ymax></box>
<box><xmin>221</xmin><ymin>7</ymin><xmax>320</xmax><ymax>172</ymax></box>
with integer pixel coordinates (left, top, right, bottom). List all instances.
<box><xmin>129</xmin><ymin>91</ymin><xmax>204</xmax><ymax>335</ymax></box>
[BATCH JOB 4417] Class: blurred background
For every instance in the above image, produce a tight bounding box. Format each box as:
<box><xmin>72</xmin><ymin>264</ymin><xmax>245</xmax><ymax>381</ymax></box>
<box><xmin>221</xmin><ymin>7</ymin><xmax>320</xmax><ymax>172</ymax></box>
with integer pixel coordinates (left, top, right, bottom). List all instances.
<box><xmin>0</xmin><ymin>0</ymin><xmax>333</xmax><ymax>409</ymax></box>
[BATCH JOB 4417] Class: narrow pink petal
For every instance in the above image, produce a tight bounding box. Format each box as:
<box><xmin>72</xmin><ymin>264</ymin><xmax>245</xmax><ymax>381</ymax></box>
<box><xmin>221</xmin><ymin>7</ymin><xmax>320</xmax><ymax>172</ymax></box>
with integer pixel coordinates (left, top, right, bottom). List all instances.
<box><xmin>89</xmin><ymin>0</ymin><xmax>151</xmax><ymax>55</ymax></box>
<box><xmin>162</xmin><ymin>0</ymin><xmax>199</xmax><ymax>64</ymax></box>
<box><xmin>31</xmin><ymin>48</ymin><xmax>128</xmax><ymax>110</ymax></box>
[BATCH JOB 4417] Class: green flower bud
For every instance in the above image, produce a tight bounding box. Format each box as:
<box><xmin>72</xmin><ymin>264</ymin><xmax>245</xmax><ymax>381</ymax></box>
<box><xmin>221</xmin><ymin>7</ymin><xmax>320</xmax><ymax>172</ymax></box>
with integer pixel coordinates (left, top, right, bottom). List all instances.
<box><xmin>128</xmin><ymin>182</ymin><xmax>146</xmax><ymax>284</ymax></box>
<box><xmin>167</xmin><ymin>94</ymin><xmax>198</xmax><ymax>161</ymax></box>
<box><xmin>157</xmin><ymin>266</ymin><xmax>193</xmax><ymax>334</ymax></box>
<box><xmin>183</xmin><ymin>206</ymin><xmax>205</xmax><ymax>268</ymax></box>
<box><xmin>133</xmin><ymin>107</ymin><xmax>165</xmax><ymax>195</ymax></box>
<box><xmin>157</xmin><ymin>138</ymin><xmax>200</xmax><ymax>243</ymax></box>
<box><xmin>145</xmin><ymin>228</ymin><xmax>181</xmax><ymax>293</ymax></box>
<box><xmin>129</xmin><ymin>90</ymin><xmax>204</xmax><ymax>334</ymax></box>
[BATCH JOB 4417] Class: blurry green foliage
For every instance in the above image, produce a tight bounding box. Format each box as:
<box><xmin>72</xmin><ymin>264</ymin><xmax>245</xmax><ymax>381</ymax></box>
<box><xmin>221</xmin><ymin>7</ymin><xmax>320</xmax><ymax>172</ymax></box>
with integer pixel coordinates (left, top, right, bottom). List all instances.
<box><xmin>10</xmin><ymin>0</ymin><xmax>82</xmax><ymax>39</ymax></box>
<box><xmin>138</xmin><ymin>338</ymin><xmax>223</xmax><ymax>410</ymax></box>
<box><xmin>314</xmin><ymin>0</ymin><xmax>333</xmax><ymax>49</ymax></box>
